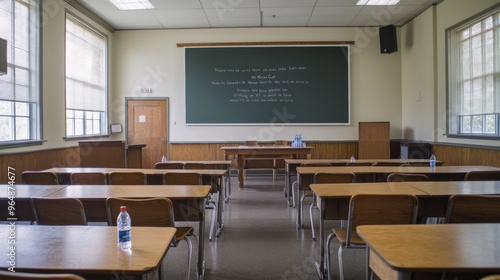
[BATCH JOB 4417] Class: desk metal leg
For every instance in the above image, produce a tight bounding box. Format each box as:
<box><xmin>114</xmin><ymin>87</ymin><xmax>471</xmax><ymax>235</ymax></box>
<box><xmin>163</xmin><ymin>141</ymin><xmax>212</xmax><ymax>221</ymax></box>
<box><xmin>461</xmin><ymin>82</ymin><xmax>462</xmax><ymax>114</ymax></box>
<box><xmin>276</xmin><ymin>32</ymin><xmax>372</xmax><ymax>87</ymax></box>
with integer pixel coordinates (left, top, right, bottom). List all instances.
<box><xmin>197</xmin><ymin>198</ymin><xmax>206</xmax><ymax>280</ymax></box>
<box><xmin>216</xmin><ymin>177</ymin><xmax>224</xmax><ymax>237</ymax></box>
<box><xmin>296</xmin><ymin>173</ymin><xmax>302</xmax><ymax>229</ymax></box>
<box><xmin>314</xmin><ymin>197</ymin><xmax>327</xmax><ymax>279</ymax></box>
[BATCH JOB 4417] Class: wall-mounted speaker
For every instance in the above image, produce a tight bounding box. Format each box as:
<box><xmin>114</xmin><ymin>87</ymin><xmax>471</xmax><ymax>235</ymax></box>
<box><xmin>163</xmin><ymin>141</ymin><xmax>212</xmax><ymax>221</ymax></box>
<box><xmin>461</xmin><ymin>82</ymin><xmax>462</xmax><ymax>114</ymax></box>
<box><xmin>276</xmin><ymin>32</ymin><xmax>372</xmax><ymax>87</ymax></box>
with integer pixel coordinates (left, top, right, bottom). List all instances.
<box><xmin>379</xmin><ymin>24</ymin><xmax>397</xmax><ymax>54</ymax></box>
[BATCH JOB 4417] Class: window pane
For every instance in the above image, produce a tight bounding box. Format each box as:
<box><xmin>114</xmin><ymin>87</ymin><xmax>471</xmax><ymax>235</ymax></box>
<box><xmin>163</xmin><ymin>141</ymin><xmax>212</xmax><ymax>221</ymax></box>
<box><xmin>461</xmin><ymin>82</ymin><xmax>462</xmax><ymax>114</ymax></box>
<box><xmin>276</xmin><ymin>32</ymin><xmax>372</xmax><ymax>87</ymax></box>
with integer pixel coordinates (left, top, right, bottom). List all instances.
<box><xmin>472</xmin><ymin>115</ymin><xmax>483</xmax><ymax>133</ymax></box>
<box><xmin>0</xmin><ymin>100</ymin><xmax>12</xmax><ymax>114</ymax></box>
<box><xmin>486</xmin><ymin>114</ymin><xmax>496</xmax><ymax>133</ymax></box>
<box><xmin>15</xmin><ymin>102</ymin><xmax>28</xmax><ymax>116</ymax></box>
<box><xmin>15</xmin><ymin>116</ymin><xmax>28</xmax><ymax>140</ymax></box>
<box><xmin>461</xmin><ymin>116</ymin><xmax>471</xmax><ymax>133</ymax></box>
<box><xmin>0</xmin><ymin>116</ymin><xmax>12</xmax><ymax>141</ymax></box>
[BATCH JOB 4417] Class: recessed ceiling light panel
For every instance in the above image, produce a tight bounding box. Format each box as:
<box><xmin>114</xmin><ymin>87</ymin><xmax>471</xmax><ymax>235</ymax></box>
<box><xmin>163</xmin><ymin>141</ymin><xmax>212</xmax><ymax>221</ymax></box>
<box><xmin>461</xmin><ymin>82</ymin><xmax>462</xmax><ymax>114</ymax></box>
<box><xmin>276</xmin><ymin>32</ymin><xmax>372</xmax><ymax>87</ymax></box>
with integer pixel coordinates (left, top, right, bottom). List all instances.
<box><xmin>109</xmin><ymin>0</ymin><xmax>155</xmax><ymax>10</ymax></box>
<box><xmin>356</xmin><ymin>0</ymin><xmax>401</xmax><ymax>5</ymax></box>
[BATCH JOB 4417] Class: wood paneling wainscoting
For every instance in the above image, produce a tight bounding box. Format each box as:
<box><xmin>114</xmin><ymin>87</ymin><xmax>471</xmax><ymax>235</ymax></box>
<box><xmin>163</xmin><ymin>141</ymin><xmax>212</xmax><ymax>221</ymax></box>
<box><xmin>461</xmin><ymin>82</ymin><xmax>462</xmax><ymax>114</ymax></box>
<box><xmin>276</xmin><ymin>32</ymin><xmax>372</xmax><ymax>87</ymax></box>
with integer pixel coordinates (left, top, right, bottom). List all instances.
<box><xmin>2</xmin><ymin>141</ymin><xmax>500</xmax><ymax>184</ymax></box>
<box><xmin>0</xmin><ymin>147</ymin><xmax>80</xmax><ymax>184</ymax></box>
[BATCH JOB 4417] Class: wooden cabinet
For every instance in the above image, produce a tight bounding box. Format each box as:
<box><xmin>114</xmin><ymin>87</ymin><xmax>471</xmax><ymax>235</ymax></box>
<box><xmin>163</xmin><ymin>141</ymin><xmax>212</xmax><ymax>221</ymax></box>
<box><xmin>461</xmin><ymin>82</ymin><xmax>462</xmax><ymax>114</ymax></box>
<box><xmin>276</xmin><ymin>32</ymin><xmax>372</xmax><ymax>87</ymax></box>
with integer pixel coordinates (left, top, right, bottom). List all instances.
<box><xmin>358</xmin><ymin>122</ymin><xmax>390</xmax><ymax>159</ymax></box>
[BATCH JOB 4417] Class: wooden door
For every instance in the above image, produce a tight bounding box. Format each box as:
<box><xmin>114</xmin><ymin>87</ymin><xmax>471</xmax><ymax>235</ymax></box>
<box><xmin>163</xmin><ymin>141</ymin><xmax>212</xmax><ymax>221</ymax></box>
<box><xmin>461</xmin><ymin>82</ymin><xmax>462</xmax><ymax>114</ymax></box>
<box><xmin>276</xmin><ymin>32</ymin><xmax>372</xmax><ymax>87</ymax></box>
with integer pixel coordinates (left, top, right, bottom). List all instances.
<box><xmin>127</xmin><ymin>99</ymin><xmax>168</xmax><ymax>169</ymax></box>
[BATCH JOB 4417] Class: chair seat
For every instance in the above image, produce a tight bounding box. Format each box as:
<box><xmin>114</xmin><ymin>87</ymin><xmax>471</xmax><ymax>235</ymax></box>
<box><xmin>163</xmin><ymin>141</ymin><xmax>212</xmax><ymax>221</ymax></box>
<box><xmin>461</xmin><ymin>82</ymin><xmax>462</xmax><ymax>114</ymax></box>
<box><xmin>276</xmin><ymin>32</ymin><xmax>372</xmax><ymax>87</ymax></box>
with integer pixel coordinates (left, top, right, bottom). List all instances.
<box><xmin>175</xmin><ymin>226</ymin><xmax>194</xmax><ymax>242</ymax></box>
<box><xmin>332</xmin><ymin>228</ymin><xmax>365</xmax><ymax>245</ymax></box>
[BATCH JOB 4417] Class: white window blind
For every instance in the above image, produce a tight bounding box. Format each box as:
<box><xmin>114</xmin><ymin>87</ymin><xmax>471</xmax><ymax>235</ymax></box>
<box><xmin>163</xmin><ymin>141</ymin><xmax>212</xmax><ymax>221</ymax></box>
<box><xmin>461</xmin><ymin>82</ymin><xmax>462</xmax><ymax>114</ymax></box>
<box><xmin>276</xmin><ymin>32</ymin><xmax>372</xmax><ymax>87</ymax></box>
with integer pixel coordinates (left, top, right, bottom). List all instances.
<box><xmin>0</xmin><ymin>0</ymin><xmax>40</xmax><ymax>143</ymax></box>
<box><xmin>65</xmin><ymin>13</ymin><xmax>107</xmax><ymax>136</ymax></box>
<box><xmin>448</xmin><ymin>7</ymin><xmax>500</xmax><ymax>137</ymax></box>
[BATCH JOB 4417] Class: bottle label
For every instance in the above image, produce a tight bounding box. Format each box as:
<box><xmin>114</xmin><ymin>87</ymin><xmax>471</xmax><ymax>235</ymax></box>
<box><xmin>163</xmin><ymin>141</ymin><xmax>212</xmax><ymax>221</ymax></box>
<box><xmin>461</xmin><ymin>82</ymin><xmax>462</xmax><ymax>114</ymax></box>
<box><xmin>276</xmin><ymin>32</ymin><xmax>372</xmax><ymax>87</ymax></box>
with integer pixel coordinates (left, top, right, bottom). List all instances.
<box><xmin>118</xmin><ymin>229</ymin><xmax>131</xmax><ymax>242</ymax></box>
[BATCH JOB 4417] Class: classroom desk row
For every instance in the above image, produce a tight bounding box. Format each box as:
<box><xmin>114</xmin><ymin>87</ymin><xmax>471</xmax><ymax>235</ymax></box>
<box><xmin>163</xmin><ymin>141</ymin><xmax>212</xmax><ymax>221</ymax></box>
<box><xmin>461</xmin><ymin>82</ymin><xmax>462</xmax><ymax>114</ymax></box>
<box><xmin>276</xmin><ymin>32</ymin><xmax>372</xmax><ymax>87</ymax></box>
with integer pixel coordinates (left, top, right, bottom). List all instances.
<box><xmin>44</xmin><ymin>167</ymin><xmax>228</xmax><ymax>238</ymax></box>
<box><xmin>310</xmin><ymin>180</ymin><xmax>500</xmax><ymax>279</ymax></box>
<box><xmin>0</xmin><ymin>184</ymin><xmax>211</xmax><ymax>280</ymax></box>
<box><xmin>284</xmin><ymin>158</ymin><xmax>445</xmax><ymax>206</ymax></box>
<box><xmin>295</xmin><ymin>165</ymin><xmax>500</xmax><ymax>227</ymax></box>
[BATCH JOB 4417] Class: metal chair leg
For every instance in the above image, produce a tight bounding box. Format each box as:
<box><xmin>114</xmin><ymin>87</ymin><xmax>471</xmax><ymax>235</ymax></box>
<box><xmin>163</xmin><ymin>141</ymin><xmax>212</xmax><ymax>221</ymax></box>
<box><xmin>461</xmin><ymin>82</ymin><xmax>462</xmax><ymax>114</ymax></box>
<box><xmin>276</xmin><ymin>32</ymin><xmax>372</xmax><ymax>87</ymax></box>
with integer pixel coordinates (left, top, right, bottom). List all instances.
<box><xmin>338</xmin><ymin>245</ymin><xmax>344</xmax><ymax>280</ymax></box>
<box><xmin>326</xmin><ymin>233</ymin><xmax>335</xmax><ymax>280</ymax></box>
<box><xmin>185</xmin><ymin>237</ymin><xmax>192</xmax><ymax>280</ymax></box>
<box><xmin>310</xmin><ymin>194</ymin><xmax>317</xmax><ymax>240</ymax></box>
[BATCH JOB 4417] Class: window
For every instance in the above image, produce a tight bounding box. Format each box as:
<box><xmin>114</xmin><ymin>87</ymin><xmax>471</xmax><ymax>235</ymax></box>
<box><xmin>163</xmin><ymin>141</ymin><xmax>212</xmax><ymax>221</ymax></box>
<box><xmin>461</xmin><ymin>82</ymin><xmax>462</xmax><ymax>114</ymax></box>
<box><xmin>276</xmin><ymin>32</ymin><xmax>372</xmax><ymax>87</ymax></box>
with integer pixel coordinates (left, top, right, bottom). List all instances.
<box><xmin>0</xmin><ymin>0</ymin><xmax>40</xmax><ymax>144</ymax></box>
<box><xmin>65</xmin><ymin>13</ymin><xmax>108</xmax><ymax>137</ymax></box>
<box><xmin>447</xmin><ymin>6</ymin><xmax>500</xmax><ymax>138</ymax></box>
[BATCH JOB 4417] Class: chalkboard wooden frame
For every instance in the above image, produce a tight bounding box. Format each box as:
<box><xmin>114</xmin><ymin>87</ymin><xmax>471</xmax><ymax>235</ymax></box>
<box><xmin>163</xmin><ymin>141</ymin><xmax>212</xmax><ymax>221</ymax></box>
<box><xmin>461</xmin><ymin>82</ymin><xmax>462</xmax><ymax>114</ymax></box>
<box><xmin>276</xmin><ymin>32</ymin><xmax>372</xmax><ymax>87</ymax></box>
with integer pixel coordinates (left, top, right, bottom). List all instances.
<box><xmin>183</xmin><ymin>42</ymin><xmax>351</xmax><ymax>125</ymax></box>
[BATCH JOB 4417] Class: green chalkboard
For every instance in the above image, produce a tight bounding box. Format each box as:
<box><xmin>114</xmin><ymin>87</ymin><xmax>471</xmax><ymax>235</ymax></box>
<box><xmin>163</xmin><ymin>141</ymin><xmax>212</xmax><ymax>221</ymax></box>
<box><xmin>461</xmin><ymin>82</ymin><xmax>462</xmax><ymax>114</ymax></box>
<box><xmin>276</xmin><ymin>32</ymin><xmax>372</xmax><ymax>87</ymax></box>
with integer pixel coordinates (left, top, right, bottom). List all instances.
<box><xmin>185</xmin><ymin>46</ymin><xmax>350</xmax><ymax>124</ymax></box>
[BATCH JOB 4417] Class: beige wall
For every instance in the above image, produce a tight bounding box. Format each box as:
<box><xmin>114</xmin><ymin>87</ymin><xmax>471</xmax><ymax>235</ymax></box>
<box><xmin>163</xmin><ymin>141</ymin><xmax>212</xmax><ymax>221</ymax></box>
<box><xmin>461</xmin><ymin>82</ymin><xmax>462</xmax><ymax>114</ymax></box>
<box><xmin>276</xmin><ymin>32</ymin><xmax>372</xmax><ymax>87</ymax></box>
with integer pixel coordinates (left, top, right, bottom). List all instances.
<box><xmin>401</xmin><ymin>0</ymin><xmax>500</xmax><ymax>147</ymax></box>
<box><xmin>112</xmin><ymin>27</ymin><xmax>402</xmax><ymax>142</ymax></box>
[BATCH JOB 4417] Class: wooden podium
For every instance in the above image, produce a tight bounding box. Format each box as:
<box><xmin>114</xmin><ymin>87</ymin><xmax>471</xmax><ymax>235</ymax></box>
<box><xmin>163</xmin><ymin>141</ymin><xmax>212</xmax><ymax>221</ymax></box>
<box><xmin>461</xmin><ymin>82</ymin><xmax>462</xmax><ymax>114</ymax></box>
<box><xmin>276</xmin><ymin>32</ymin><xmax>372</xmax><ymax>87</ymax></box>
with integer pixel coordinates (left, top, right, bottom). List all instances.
<box><xmin>358</xmin><ymin>122</ymin><xmax>390</xmax><ymax>159</ymax></box>
<box><xmin>79</xmin><ymin>141</ymin><xmax>145</xmax><ymax>168</ymax></box>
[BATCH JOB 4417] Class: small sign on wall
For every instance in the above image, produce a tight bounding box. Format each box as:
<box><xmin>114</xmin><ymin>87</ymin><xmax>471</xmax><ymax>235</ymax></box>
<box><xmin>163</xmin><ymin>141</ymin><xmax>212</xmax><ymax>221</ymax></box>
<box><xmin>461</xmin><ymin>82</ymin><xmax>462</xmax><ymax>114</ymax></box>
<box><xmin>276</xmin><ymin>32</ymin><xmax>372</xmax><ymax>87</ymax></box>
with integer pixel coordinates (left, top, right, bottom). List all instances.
<box><xmin>139</xmin><ymin>115</ymin><xmax>146</xmax><ymax>123</ymax></box>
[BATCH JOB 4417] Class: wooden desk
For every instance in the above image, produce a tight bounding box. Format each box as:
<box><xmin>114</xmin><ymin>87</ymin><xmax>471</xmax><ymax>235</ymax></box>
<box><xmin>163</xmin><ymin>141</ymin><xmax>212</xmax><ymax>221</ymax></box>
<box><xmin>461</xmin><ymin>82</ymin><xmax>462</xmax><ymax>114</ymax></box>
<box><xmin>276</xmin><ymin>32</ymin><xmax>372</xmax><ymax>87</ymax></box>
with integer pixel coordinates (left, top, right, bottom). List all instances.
<box><xmin>284</xmin><ymin>158</ymin><xmax>442</xmax><ymax>206</ymax></box>
<box><xmin>44</xmin><ymin>167</ymin><xmax>228</xmax><ymax>240</ymax></box>
<box><xmin>159</xmin><ymin>160</ymin><xmax>232</xmax><ymax>200</ymax></box>
<box><xmin>45</xmin><ymin>184</ymin><xmax>210</xmax><ymax>280</ymax></box>
<box><xmin>221</xmin><ymin>146</ymin><xmax>313</xmax><ymax>188</ymax></box>
<box><xmin>296</xmin><ymin>165</ymin><xmax>500</xmax><ymax>217</ymax></box>
<box><xmin>0</xmin><ymin>225</ymin><xmax>175</xmax><ymax>278</ymax></box>
<box><xmin>0</xmin><ymin>184</ymin><xmax>68</xmax><ymax>221</ymax></box>
<box><xmin>406</xmin><ymin>180</ymin><xmax>500</xmax><ymax>217</ymax></box>
<box><xmin>310</xmin><ymin>182</ymin><xmax>428</xmax><ymax>279</ymax></box>
<box><xmin>357</xmin><ymin>224</ymin><xmax>500</xmax><ymax>280</ymax></box>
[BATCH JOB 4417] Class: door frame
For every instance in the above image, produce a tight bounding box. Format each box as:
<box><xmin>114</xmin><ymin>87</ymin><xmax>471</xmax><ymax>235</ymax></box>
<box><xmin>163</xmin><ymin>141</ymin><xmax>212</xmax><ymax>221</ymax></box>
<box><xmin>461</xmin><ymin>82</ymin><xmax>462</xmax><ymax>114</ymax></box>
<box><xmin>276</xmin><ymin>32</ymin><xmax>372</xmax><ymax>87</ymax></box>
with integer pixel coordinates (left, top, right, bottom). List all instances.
<box><xmin>125</xmin><ymin>97</ymin><xmax>170</xmax><ymax>160</ymax></box>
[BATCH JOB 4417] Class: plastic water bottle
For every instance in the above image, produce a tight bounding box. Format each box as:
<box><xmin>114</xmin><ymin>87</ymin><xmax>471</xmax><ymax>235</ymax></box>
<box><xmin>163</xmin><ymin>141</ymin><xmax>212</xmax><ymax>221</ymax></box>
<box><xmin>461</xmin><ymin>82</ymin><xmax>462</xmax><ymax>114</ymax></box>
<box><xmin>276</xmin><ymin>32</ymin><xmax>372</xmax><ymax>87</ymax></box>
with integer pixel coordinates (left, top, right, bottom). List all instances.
<box><xmin>117</xmin><ymin>206</ymin><xmax>132</xmax><ymax>250</ymax></box>
<box><xmin>161</xmin><ymin>155</ymin><xmax>167</xmax><ymax>163</ymax></box>
<box><xmin>429</xmin><ymin>154</ymin><xmax>436</xmax><ymax>168</ymax></box>
<box><xmin>298</xmin><ymin>134</ymin><xmax>302</xmax><ymax>147</ymax></box>
<box><xmin>350</xmin><ymin>155</ymin><xmax>355</xmax><ymax>163</ymax></box>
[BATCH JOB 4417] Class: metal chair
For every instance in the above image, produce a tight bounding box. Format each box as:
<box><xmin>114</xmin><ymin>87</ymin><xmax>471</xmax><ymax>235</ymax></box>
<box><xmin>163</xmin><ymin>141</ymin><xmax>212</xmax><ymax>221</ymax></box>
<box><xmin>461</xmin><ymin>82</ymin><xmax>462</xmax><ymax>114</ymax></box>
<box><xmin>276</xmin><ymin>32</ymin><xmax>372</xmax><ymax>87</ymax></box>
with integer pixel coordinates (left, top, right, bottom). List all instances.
<box><xmin>31</xmin><ymin>197</ymin><xmax>88</xmax><ymax>225</ymax></box>
<box><xmin>464</xmin><ymin>170</ymin><xmax>500</xmax><ymax>181</ymax></box>
<box><xmin>70</xmin><ymin>172</ymin><xmax>107</xmax><ymax>185</ymax></box>
<box><xmin>106</xmin><ymin>197</ymin><xmax>193</xmax><ymax>280</ymax></box>
<box><xmin>108</xmin><ymin>171</ymin><xmax>147</xmax><ymax>185</ymax></box>
<box><xmin>326</xmin><ymin>194</ymin><xmax>418</xmax><ymax>280</ymax></box>
<box><xmin>445</xmin><ymin>194</ymin><xmax>500</xmax><ymax>223</ymax></box>
<box><xmin>155</xmin><ymin>162</ymin><xmax>185</xmax><ymax>169</ymax></box>
<box><xmin>163</xmin><ymin>171</ymin><xmax>218</xmax><ymax>241</ymax></box>
<box><xmin>21</xmin><ymin>171</ymin><xmax>59</xmax><ymax>184</ymax></box>
<box><xmin>309</xmin><ymin>172</ymin><xmax>356</xmax><ymax>240</ymax></box>
<box><xmin>0</xmin><ymin>270</ymin><xmax>85</xmax><ymax>280</ymax></box>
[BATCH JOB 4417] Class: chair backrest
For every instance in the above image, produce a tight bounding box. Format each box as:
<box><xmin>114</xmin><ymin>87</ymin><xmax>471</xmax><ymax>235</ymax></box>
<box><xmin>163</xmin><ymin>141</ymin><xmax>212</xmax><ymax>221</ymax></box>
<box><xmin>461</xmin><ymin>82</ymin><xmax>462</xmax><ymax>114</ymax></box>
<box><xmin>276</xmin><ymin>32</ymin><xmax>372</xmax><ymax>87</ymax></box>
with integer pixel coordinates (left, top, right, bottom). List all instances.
<box><xmin>70</xmin><ymin>172</ymin><xmax>107</xmax><ymax>185</ymax></box>
<box><xmin>386</xmin><ymin>173</ymin><xmax>429</xmax><ymax>182</ymax></box>
<box><xmin>314</xmin><ymin>172</ymin><xmax>356</xmax><ymax>184</ymax></box>
<box><xmin>345</xmin><ymin>162</ymin><xmax>374</xmax><ymax>166</ymax></box>
<box><xmin>108</xmin><ymin>172</ymin><xmax>147</xmax><ymax>185</ymax></box>
<box><xmin>22</xmin><ymin>171</ymin><xmax>59</xmax><ymax>185</ymax></box>
<box><xmin>346</xmin><ymin>194</ymin><xmax>418</xmax><ymax>244</ymax></box>
<box><xmin>274</xmin><ymin>140</ymin><xmax>288</xmax><ymax>146</ymax></box>
<box><xmin>464</xmin><ymin>171</ymin><xmax>500</xmax><ymax>181</ymax></box>
<box><xmin>163</xmin><ymin>172</ymin><xmax>203</xmax><ymax>185</ymax></box>
<box><xmin>31</xmin><ymin>197</ymin><xmax>87</xmax><ymax>225</ymax></box>
<box><xmin>155</xmin><ymin>162</ymin><xmax>185</xmax><ymax>169</ymax></box>
<box><xmin>106</xmin><ymin>197</ymin><xmax>175</xmax><ymax>227</ymax></box>
<box><xmin>445</xmin><ymin>194</ymin><xmax>500</xmax><ymax>223</ymax></box>
<box><xmin>245</xmin><ymin>140</ymin><xmax>258</xmax><ymax>146</ymax></box>
<box><xmin>0</xmin><ymin>270</ymin><xmax>85</xmax><ymax>280</ymax></box>
<box><xmin>184</xmin><ymin>163</ymin><xmax>206</xmax><ymax>169</ymax></box>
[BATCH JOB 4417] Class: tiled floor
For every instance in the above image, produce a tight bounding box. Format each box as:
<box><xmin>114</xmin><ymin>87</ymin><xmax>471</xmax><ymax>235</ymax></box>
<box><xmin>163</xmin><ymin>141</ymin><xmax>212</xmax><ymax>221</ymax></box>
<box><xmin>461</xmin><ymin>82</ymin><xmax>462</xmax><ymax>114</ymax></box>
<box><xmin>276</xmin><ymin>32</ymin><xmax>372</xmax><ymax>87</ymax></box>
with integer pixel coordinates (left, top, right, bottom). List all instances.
<box><xmin>162</xmin><ymin>174</ymin><xmax>366</xmax><ymax>280</ymax></box>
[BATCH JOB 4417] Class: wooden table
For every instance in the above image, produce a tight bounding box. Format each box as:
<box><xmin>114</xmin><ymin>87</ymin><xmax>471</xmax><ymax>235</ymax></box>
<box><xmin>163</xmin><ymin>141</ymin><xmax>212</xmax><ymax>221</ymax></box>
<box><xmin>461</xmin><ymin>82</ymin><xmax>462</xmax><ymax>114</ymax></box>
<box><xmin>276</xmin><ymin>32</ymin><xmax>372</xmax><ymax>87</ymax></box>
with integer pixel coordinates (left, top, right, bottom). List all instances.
<box><xmin>221</xmin><ymin>146</ymin><xmax>313</xmax><ymax>188</ymax></box>
<box><xmin>0</xmin><ymin>225</ymin><xmax>175</xmax><ymax>278</ymax></box>
<box><xmin>0</xmin><ymin>184</ymin><xmax>68</xmax><ymax>221</ymax></box>
<box><xmin>357</xmin><ymin>223</ymin><xmax>500</xmax><ymax>280</ymax></box>
<box><xmin>310</xmin><ymin>182</ymin><xmax>429</xmax><ymax>279</ymax></box>
<box><xmin>44</xmin><ymin>167</ymin><xmax>228</xmax><ymax>240</ymax></box>
<box><xmin>296</xmin><ymin>165</ymin><xmax>500</xmax><ymax>228</ymax></box>
<box><xmin>284</xmin><ymin>158</ymin><xmax>443</xmax><ymax>206</ymax></box>
<box><xmin>45</xmin><ymin>184</ymin><xmax>211</xmax><ymax>280</ymax></box>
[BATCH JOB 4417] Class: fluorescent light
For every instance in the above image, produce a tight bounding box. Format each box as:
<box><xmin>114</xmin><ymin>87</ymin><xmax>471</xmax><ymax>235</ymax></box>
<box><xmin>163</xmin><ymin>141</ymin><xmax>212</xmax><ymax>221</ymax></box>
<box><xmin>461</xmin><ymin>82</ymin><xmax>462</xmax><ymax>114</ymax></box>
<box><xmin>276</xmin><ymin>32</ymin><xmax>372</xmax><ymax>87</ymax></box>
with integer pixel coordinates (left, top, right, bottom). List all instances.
<box><xmin>356</xmin><ymin>0</ymin><xmax>401</xmax><ymax>5</ymax></box>
<box><xmin>109</xmin><ymin>0</ymin><xmax>155</xmax><ymax>10</ymax></box>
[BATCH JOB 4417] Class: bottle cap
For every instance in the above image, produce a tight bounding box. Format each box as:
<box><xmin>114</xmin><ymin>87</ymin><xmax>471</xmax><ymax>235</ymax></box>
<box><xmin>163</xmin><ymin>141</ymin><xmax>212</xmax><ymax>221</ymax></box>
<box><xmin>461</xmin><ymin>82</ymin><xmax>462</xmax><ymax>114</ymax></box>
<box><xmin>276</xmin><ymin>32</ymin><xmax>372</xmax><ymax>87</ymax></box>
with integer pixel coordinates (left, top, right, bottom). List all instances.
<box><xmin>120</xmin><ymin>206</ymin><xmax>127</xmax><ymax>211</ymax></box>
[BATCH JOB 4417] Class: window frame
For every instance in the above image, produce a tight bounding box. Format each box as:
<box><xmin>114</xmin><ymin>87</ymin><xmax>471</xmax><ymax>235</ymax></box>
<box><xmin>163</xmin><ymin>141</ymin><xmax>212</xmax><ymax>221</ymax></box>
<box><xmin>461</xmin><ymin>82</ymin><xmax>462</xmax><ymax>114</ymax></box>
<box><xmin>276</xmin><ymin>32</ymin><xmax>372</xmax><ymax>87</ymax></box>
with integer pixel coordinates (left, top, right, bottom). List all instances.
<box><xmin>446</xmin><ymin>4</ymin><xmax>500</xmax><ymax>140</ymax></box>
<box><xmin>64</xmin><ymin>11</ymin><xmax>109</xmax><ymax>139</ymax></box>
<box><xmin>0</xmin><ymin>0</ymin><xmax>42</xmax><ymax>148</ymax></box>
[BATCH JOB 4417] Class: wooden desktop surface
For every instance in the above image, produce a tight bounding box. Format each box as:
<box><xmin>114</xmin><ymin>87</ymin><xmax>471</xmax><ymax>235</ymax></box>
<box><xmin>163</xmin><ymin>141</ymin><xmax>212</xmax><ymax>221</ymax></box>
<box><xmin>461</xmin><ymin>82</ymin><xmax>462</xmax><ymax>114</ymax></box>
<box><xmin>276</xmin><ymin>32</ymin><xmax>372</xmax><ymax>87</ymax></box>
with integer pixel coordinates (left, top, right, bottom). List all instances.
<box><xmin>357</xmin><ymin>223</ymin><xmax>500</xmax><ymax>280</ymax></box>
<box><xmin>0</xmin><ymin>225</ymin><xmax>175</xmax><ymax>277</ymax></box>
<box><xmin>296</xmin><ymin>165</ymin><xmax>500</xmax><ymax>175</ymax></box>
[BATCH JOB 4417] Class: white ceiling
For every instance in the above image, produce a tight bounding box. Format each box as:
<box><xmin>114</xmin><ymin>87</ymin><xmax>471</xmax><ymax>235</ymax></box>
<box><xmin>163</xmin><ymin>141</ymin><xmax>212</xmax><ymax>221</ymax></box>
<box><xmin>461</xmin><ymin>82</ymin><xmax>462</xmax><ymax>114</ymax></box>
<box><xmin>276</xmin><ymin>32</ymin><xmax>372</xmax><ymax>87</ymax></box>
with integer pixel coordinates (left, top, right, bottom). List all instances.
<box><xmin>77</xmin><ymin>0</ymin><xmax>442</xmax><ymax>30</ymax></box>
